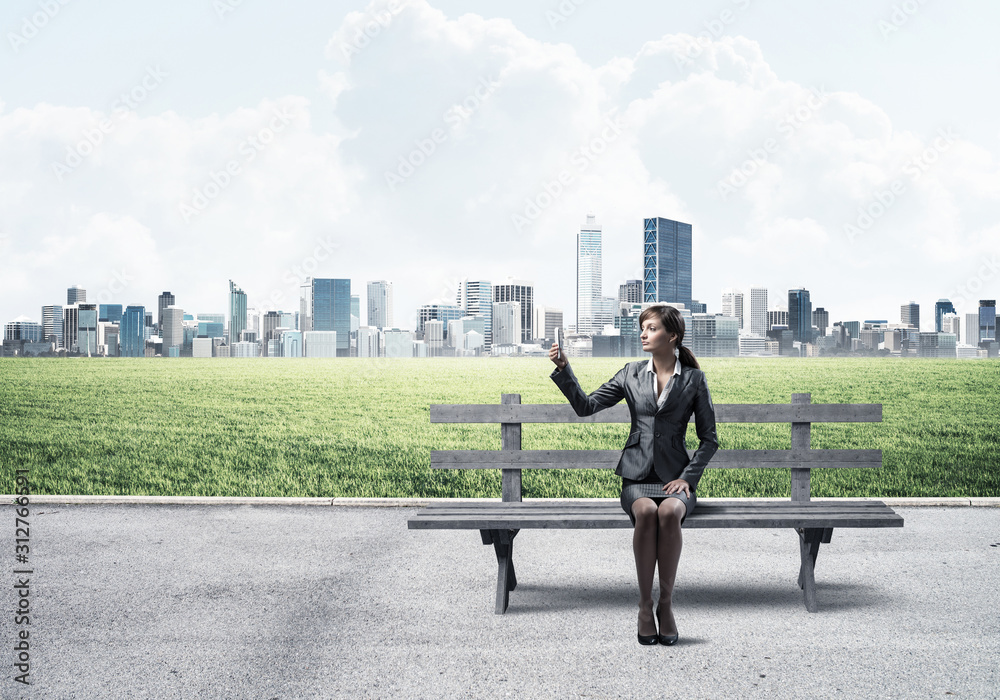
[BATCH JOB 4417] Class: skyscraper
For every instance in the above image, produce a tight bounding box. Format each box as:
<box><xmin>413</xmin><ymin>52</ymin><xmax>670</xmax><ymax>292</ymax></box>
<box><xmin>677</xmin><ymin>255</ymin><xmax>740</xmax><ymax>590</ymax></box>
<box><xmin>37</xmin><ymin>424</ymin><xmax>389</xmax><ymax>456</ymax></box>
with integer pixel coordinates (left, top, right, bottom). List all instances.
<box><xmin>120</xmin><ymin>306</ymin><xmax>145</xmax><ymax>358</ymax></box>
<box><xmin>900</xmin><ymin>301</ymin><xmax>919</xmax><ymax>330</ymax></box>
<box><xmin>77</xmin><ymin>304</ymin><xmax>98</xmax><ymax>356</ymax></box>
<box><xmin>748</xmin><ymin>285</ymin><xmax>768</xmax><ymax>337</ymax></box>
<box><xmin>979</xmin><ymin>300</ymin><xmax>997</xmax><ymax>347</ymax></box>
<box><xmin>42</xmin><ymin>304</ymin><xmax>63</xmax><ymax>348</ymax></box>
<box><xmin>618</xmin><ymin>280</ymin><xmax>642</xmax><ymax>304</ymax></box>
<box><xmin>492</xmin><ymin>301</ymin><xmax>522</xmax><ymax>346</ymax></box>
<box><xmin>493</xmin><ymin>278</ymin><xmax>533</xmax><ymax>343</ymax></box>
<box><xmin>67</xmin><ymin>285</ymin><xmax>86</xmax><ymax>305</ymax></box>
<box><xmin>98</xmin><ymin>304</ymin><xmax>123</xmax><ymax>324</ymax></box>
<box><xmin>62</xmin><ymin>305</ymin><xmax>79</xmax><ymax>352</ymax></box>
<box><xmin>934</xmin><ymin>299</ymin><xmax>956</xmax><ymax>333</ymax></box>
<box><xmin>158</xmin><ymin>292</ymin><xmax>175</xmax><ymax>331</ymax></box>
<box><xmin>456</xmin><ymin>279</ymin><xmax>493</xmax><ymax>351</ymax></box>
<box><xmin>310</xmin><ymin>278</ymin><xmax>351</xmax><ymax>356</ymax></box>
<box><xmin>721</xmin><ymin>288</ymin><xmax>744</xmax><ymax>332</ymax></box>
<box><xmin>788</xmin><ymin>289</ymin><xmax>813</xmax><ymax>343</ymax></box>
<box><xmin>228</xmin><ymin>280</ymin><xmax>247</xmax><ymax>346</ymax></box>
<box><xmin>642</xmin><ymin>217</ymin><xmax>692</xmax><ymax>309</ymax></box>
<box><xmin>577</xmin><ymin>213</ymin><xmax>602</xmax><ymax>335</ymax></box>
<box><xmin>162</xmin><ymin>305</ymin><xmax>184</xmax><ymax>353</ymax></box>
<box><xmin>812</xmin><ymin>307</ymin><xmax>829</xmax><ymax>337</ymax></box>
<box><xmin>367</xmin><ymin>280</ymin><xmax>394</xmax><ymax>329</ymax></box>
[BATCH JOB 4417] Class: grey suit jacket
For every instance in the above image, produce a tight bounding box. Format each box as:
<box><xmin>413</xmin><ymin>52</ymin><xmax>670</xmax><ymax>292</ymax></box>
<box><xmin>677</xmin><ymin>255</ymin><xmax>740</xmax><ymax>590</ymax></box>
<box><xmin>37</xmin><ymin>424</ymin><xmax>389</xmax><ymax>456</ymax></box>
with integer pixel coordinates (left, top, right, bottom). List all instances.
<box><xmin>550</xmin><ymin>359</ymin><xmax>719</xmax><ymax>490</ymax></box>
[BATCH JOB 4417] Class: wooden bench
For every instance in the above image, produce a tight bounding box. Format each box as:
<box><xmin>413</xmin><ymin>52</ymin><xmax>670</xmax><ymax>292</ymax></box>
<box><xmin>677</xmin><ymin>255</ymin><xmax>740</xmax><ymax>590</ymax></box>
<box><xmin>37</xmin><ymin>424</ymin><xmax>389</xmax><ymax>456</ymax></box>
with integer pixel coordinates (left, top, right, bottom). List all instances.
<box><xmin>407</xmin><ymin>391</ymin><xmax>903</xmax><ymax>614</ymax></box>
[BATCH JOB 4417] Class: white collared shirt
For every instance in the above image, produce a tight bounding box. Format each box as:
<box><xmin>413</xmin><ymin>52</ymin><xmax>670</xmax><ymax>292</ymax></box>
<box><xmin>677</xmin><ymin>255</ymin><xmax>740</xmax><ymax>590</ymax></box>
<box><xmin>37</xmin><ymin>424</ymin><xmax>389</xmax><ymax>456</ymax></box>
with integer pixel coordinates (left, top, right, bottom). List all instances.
<box><xmin>646</xmin><ymin>354</ymin><xmax>682</xmax><ymax>409</ymax></box>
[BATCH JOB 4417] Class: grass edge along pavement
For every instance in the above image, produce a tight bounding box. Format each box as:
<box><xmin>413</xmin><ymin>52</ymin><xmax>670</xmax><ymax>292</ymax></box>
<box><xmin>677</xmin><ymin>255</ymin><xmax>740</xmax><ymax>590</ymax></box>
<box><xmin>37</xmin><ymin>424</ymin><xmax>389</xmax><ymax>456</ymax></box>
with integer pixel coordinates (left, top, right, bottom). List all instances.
<box><xmin>1</xmin><ymin>357</ymin><xmax>998</xmax><ymax>499</ymax></box>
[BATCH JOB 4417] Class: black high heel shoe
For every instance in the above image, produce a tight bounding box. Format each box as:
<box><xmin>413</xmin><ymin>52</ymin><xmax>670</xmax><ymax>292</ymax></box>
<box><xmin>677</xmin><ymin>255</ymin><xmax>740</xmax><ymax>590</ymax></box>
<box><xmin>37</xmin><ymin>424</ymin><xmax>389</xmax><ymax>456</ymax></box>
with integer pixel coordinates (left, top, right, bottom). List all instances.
<box><xmin>656</xmin><ymin>604</ymin><xmax>678</xmax><ymax>646</ymax></box>
<box><xmin>638</xmin><ymin>605</ymin><xmax>659</xmax><ymax>645</ymax></box>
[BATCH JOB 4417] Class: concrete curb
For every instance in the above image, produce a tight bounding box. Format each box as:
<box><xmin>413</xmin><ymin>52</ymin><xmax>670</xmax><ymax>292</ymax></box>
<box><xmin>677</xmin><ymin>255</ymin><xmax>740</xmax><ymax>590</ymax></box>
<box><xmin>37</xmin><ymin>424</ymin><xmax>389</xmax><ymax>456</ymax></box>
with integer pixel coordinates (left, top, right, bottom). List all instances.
<box><xmin>4</xmin><ymin>495</ymin><xmax>999</xmax><ymax>507</ymax></box>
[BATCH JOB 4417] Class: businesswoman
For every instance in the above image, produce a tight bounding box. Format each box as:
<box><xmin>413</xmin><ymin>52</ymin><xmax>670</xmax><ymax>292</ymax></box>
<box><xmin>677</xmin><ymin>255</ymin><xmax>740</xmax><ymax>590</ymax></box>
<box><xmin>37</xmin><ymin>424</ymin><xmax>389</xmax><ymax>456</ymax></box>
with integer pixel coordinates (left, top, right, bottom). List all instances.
<box><xmin>549</xmin><ymin>304</ymin><xmax>718</xmax><ymax>646</ymax></box>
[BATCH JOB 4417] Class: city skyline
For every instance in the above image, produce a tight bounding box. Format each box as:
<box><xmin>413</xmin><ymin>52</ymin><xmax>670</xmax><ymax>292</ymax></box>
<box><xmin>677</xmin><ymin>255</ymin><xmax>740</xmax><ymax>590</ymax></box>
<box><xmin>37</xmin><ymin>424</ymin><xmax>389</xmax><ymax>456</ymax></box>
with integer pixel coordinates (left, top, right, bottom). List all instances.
<box><xmin>2</xmin><ymin>1</ymin><xmax>999</xmax><ymax>334</ymax></box>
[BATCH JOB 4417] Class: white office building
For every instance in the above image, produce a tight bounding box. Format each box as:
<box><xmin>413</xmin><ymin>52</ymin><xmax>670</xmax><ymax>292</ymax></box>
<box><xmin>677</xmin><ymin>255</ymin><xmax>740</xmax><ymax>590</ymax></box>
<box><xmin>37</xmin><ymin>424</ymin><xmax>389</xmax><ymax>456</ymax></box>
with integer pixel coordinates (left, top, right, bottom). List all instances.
<box><xmin>492</xmin><ymin>301</ymin><xmax>522</xmax><ymax>347</ymax></box>
<box><xmin>748</xmin><ymin>285</ymin><xmax>768</xmax><ymax>337</ymax></box>
<box><xmin>384</xmin><ymin>329</ymin><xmax>414</xmax><ymax>358</ymax></box>
<box><xmin>357</xmin><ymin>326</ymin><xmax>381</xmax><ymax>357</ymax></box>
<box><xmin>192</xmin><ymin>337</ymin><xmax>214</xmax><ymax>358</ymax></box>
<box><xmin>577</xmin><ymin>213</ymin><xmax>603</xmax><ymax>335</ymax></box>
<box><xmin>367</xmin><ymin>280</ymin><xmax>394</xmax><ymax>329</ymax></box>
<box><xmin>304</xmin><ymin>331</ymin><xmax>337</xmax><ymax>358</ymax></box>
<box><xmin>722</xmin><ymin>288</ymin><xmax>745</xmax><ymax>332</ymax></box>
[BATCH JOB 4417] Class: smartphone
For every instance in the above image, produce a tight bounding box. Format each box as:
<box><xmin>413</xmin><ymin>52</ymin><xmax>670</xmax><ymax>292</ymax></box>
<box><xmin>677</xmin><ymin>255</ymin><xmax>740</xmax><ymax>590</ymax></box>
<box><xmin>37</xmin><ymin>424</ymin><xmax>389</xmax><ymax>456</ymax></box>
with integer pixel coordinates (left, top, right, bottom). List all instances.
<box><xmin>555</xmin><ymin>327</ymin><xmax>564</xmax><ymax>360</ymax></box>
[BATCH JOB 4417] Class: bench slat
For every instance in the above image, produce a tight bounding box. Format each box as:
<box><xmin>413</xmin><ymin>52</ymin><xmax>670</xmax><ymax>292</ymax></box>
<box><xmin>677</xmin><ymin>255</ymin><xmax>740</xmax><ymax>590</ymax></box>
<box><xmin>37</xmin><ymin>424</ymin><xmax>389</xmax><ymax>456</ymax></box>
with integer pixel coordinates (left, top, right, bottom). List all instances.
<box><xmin>430</xmin><ymin>448</ymin><xmax>883</xmax><ymax>469</ymax></box>
<box><xmin>408</xmin><ymin>514</ymin><xmax>903</xmax><ymax>529</ymax></box>
<box><xmin>430</xmin><ymin>403</ymin><xmax>882</xmax><ymax>424</ymax></box>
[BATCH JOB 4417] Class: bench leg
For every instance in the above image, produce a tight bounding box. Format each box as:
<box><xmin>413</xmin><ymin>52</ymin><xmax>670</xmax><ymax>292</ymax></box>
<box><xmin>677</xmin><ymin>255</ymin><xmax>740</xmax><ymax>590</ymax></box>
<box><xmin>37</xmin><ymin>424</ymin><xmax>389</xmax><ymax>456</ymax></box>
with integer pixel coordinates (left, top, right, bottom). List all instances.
<box><xmin>796</xmin><ymin>527</ymin><xmax>826</xmax><ymax>612</ymax></box>
<box><xmin>480</xmin><ymin>529</ymin><xmax>519</xmax><ymax>614</ymax></box>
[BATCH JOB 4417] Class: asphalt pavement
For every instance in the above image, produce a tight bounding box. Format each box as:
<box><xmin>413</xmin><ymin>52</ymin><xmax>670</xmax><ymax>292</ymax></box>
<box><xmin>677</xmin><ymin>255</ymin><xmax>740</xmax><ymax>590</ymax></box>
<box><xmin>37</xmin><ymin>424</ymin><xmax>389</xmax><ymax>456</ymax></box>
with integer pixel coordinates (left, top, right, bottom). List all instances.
<box><xmin>2</xmin><ymin>502</ymin><xmax>998</xmax><ymax>699</ymax></box>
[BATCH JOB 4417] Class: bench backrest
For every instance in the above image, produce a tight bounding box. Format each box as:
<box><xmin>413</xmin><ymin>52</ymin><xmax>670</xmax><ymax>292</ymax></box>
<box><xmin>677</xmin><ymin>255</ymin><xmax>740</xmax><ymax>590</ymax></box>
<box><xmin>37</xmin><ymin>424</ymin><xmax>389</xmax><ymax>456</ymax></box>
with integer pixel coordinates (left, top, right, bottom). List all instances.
<box><xmin>430</xmin><ymin>392</ymin><xmax>883</xmax><ymax>503</ymax></box>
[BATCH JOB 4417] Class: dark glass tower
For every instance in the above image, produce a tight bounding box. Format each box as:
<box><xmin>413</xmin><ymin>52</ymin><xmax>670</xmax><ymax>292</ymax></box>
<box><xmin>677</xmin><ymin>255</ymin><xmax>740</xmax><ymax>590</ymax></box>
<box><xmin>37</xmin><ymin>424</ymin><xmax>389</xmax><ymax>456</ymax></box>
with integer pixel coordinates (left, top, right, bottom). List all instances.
<box><xmin>121</xmin><ymin>306</ymin><xmax>145</xmax><ymax>357</ymax></box>
<box><xmin>788</xmin><ymin>288</ymin><xmax>813</xmax><ymax>343</ymax></box>
<box><xmin>642</xmin><ymin>217</ymin><xmax>692</xmax><ymax>309</ymax></box>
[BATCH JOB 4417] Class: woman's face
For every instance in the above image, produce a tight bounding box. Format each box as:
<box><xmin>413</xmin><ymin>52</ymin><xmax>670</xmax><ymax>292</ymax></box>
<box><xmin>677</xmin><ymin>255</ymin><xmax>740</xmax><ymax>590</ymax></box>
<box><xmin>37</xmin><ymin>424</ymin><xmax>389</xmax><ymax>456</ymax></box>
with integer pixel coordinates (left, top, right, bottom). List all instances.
<box><xmin>640</xmin><ymin>316</ymin><xmax>678</xmax><ymax>355</ymax></box>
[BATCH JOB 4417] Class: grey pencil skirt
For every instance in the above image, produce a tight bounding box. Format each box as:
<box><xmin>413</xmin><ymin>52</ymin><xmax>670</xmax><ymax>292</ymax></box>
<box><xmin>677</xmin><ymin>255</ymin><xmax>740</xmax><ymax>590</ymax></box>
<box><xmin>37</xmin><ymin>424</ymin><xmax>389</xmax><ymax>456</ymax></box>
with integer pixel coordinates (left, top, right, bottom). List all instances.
<box><xmin>621</xmin><ymin>477</ymin><xmax>697</xmax><ymax>528</ymax></box>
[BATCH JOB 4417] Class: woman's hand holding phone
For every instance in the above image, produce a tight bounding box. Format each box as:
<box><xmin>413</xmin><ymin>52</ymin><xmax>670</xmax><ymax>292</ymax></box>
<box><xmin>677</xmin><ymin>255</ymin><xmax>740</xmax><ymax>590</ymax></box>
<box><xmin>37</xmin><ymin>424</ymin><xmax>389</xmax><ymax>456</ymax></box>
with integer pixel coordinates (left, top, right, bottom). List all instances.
<box><xmin>549</xmin><ymin>342</ymin><xmax>567</xmax><ymax>370</ymax></box>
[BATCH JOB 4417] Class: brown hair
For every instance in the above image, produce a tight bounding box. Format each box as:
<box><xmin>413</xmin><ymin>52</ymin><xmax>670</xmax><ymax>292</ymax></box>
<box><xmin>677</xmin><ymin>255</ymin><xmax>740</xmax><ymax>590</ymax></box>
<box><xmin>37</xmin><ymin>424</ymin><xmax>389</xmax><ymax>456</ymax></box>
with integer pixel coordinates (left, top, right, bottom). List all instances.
<box><xmin>638</xmin><ymin>304</ymin><xmax>700</xmax><ymax>369</ymax></box>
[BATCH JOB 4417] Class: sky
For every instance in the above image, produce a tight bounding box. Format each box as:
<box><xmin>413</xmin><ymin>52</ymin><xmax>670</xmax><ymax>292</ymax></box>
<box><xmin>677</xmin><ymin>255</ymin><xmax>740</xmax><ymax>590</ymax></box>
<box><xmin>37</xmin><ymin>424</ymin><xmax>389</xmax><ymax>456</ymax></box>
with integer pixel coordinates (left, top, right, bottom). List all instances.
<box><xmin>1</xmin><ymin>0</ymin><xmax>998</xmax><ymax>334</ymax></box>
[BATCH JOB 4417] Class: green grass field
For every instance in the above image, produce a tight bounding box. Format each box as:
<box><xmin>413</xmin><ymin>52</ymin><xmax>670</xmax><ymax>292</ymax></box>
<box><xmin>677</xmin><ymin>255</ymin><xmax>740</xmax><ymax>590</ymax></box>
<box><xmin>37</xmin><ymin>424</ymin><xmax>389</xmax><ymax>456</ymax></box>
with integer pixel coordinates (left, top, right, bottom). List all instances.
<box><xmin>1</xmin><ymin>357</ymin><xmax>997</xmax><ymax>498</ymax></box>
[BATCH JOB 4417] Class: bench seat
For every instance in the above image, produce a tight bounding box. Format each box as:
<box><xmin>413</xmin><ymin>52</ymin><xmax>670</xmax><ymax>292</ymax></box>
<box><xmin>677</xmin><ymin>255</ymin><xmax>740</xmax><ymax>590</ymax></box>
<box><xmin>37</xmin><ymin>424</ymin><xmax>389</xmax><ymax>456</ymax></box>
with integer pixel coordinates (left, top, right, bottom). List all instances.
<box><xmin>408</xmin><ymin>499</ymin><xmax>905</xmax><ymax>530</ymax></box>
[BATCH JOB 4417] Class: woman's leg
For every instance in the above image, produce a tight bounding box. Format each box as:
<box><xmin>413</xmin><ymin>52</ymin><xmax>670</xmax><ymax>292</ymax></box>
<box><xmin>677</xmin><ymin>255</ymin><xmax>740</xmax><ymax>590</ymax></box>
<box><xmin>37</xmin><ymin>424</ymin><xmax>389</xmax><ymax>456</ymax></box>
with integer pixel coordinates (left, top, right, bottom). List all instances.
<box><xmin>655</xmin><ymin>497</ymin><xmax>686</xmax><ymax>636</ymax></box>
<box><xmin>631</xmin><ymin>497</ymin><xmax>659</xmax><ymax>636</ymax></box>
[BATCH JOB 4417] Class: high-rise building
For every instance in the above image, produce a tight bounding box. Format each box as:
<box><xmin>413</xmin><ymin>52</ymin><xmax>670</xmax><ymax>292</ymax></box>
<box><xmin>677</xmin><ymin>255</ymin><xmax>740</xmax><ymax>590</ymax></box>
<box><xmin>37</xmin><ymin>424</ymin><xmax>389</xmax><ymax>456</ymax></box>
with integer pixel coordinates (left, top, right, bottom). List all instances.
<box><xmin>979</xmin><ymin>300</ymin><xmax>997</xmax><ymax>347</ymax></box>
<box><xmin>309</xmin><ymin>278</ymin><xmax>351</xmax><ymax>357</ymax></box>
<box><xmin>934</xmin><ymin>299</ymin><xmax>956</xmax><ymax>333</ymax></box>
<box><xmin>228</xmin><ymin>280</ymin><xmax>247</xmax><ymax>345</ymax></box>
<box><xmin>41</xmin><ymin>305</ymin><xmax>63</xmax><ymax>348</ymax></box>
<box><xmin>788</xmin><ymin>288</ymin><xmax>813</xmax><ymax>343</ymax></box>
<box><xmin>367</xmin><ymin>281</ymin><xmax>394</xmax><ymax>329</ymax></box>
<box><xmin>493</xmin><ymin>278</ymin><xmax>534</xmax><ymax>343</ymax></box>
<box><xmin>533</xmin><ymin>306</ymin><xmax>563</xmax><ymax>343</ymax></box>
<box><xmin>77</xmin><ymin>304</ymin><xmax>98</xmax><ymax>356</ymax></box>
<box><xmin>721</xmin><ymin>289</ymin><xmax>744</xmax><ymax>332</ymax></box>
<box><xmin>577</xmin><ymin>213</ymin><xmax>603</xmax><ymax>335</ymax></box>
<box><xmin>162</xmin><ymin>305</ymin><xmax>184</xmax><ymax>354</ymax></box>
<box><xmin>767</xmin><ymin>308</ymin><xmax>788</xmax><ymax>330</ymax></box>
<box><xmin>456</xmin><ymin>279</ymin><xmax>493</xmax><ymax>351</ymax></box>
<box><xmin>642</xmin><ymin>217</ymin><xmax>692</xmax><ymax>309</ymax></box>
<box><xmin>812</xmin><ymin>307</ymin><xmax>829</xmax><ymax>337</ymax></box>
<box><xmin>690</xmin><ymin>313</ymin><xmax>739</xmax><ymax>357</ymax></box>
<box><xmin>350</xmin><ymin>295</ymin><xmax>360</xmax><ymax>334</ymax></box>
<box><xmin>62</xmin><ymin>305</ymin><xmax>80</xmax><ymax>352</ymax></box>
<box><xmin>357</xmin><ymin>327</ymin><xmax>381</xmax><ymax>357</ymax></box>
<box><xmin>619</xmin><ymin>280</ymin><xmax>642</xmax><ymax>304</ymax></box>
<box><xmin>963</xmin><ymin>312</ymin><xmax>979</xmax><ymax>347</ymax></box>
<box><xmin>67</xmin><ymin>285</ymin><xmax>86</xmax><ymax>305</ymax></box>
<box><xmin>941</xmin><ymin>312</ymin><xmax>961</xmax><ymax>343</ymax></box>
<box><xmin>4</xmin><ymin>317</ymin><xmax>43</xmax><ymax>342</ymax></box>
<box><xmin>417</xmin><ymin>304</ymin><xmax>464</xmax><ymax>342</ymax></box>
<box><xmin>120</xmin><ymin>306</ymin><xmax>145</xmax><ymax>357</ymax></box>
<box><xmin>492</xmin><ymin>301</ymin><xmax>522</xmax><ymax>347</ymax></box>
<box><xmin>901</xmin><ymin>301</ymin><xmax>919</xmax><ymax>330</ymax></box>
<box><xmin>158</xmin><ymin>292</ymin><xmax>175</xmax><ymax>331</ymax></box>
<box><xmin>748</xmin><ymin>285</ymin><xmax>768</xmax><ymax>337</ymax></box>
<box><xmin>99</xmin><ymin>304</ymin><xmax>123</xmax><ymax>324</ymax></box>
